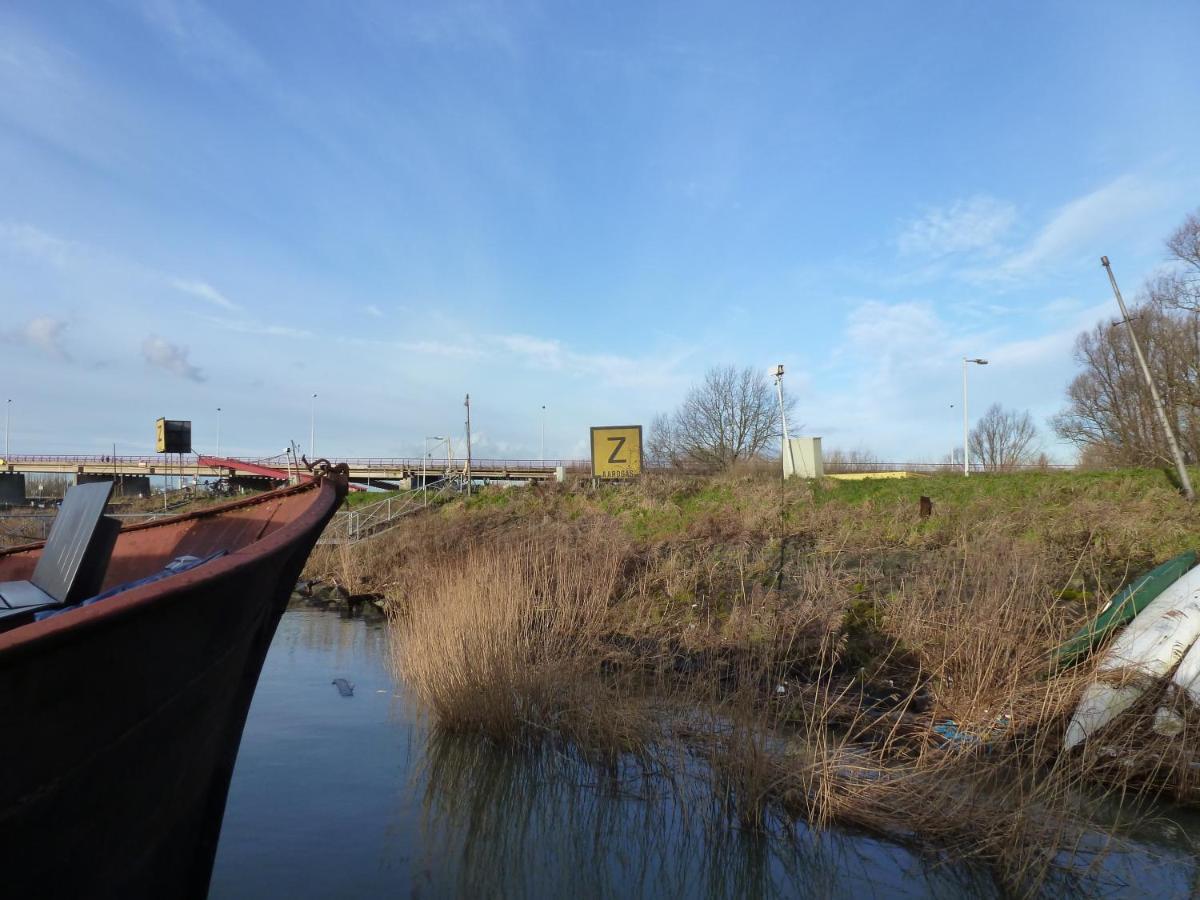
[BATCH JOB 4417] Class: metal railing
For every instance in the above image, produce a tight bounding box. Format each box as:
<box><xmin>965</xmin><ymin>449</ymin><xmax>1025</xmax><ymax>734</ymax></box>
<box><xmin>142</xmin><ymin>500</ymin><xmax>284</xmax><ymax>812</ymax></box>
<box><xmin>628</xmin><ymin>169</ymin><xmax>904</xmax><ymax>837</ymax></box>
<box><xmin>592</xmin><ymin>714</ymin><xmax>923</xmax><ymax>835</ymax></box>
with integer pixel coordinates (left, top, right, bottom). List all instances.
<box><xmin>318</xmin><ymin>475</ymin><xmax>466</xmax><ymax>545</ymax></box>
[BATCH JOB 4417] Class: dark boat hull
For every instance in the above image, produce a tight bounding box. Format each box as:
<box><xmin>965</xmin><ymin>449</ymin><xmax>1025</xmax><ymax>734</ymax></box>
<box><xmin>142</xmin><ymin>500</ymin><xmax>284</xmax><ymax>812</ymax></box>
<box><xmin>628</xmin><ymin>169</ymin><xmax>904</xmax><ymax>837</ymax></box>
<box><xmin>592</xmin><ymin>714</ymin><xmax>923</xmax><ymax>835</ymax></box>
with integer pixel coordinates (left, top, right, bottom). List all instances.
<box><xmin>0</xmin><ymin>478</ymin><xmax>344</xmax><ymax>898</ymax></box>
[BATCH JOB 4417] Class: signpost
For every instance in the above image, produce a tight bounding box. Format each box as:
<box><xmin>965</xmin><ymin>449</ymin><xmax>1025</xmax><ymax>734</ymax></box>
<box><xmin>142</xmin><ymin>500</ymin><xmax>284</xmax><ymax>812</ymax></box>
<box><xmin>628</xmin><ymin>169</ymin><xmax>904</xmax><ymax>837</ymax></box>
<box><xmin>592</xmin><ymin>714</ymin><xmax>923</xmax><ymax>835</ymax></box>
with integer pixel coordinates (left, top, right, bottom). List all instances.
<box><xmin>155</xmin><ymin>418</ymin><xmax>192</xmax><ymax>454</ymax></box>
<box><xmin>590</xmin><ymin>425</ymin><xmax>642</xmax><ymax>479</ymax></box>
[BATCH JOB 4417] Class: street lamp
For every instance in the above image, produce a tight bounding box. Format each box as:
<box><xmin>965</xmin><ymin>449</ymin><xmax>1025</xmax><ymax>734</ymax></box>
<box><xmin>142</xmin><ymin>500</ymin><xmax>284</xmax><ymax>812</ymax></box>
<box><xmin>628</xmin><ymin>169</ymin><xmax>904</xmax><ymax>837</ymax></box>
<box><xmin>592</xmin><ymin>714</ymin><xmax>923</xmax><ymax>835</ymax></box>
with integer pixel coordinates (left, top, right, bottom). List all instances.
<box><xmin>309</xmin><ymin>393</ymin><xmax>318</xmax><ymax>459</ymax></box>
<box><xmin>5</xmin><ymin>398</ymin><xmax>10</xmax><ymax>459</ymax></box>
<box><xmin>540</xmin><ymin>405</ymin><xmax>546</xmax><ymax>464</ymax></box>
<box><xmin>216</xmin><ymin>407</ymin><xmax>222</xmax><ymax>458</ymax></box>
<box><xmin>962</xmin><ymin>358</ymin><xmax>988</xmax><ymax>476</ymax></box>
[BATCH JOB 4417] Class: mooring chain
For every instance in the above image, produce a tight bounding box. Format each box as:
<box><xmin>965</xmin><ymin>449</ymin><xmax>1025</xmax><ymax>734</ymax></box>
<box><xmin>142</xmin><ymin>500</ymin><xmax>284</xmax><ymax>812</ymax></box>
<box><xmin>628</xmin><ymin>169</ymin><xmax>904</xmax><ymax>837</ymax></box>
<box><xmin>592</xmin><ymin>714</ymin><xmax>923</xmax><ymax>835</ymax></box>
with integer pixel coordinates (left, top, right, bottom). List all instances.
<box><xmin>301</xmin><ymin>455</ymin><xmax>350</xmax><ymax>480</ymax></box>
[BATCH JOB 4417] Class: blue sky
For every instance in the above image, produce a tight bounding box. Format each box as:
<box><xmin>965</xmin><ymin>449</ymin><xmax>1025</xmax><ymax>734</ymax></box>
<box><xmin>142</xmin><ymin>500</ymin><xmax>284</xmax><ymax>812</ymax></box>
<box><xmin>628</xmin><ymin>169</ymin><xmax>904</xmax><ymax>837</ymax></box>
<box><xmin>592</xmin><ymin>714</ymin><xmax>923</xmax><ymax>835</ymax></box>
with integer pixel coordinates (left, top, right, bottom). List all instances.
<box><xmin>2</xmin><ymin>1</ymin><xmax>1199</xmax><ymax>462</ymax></box>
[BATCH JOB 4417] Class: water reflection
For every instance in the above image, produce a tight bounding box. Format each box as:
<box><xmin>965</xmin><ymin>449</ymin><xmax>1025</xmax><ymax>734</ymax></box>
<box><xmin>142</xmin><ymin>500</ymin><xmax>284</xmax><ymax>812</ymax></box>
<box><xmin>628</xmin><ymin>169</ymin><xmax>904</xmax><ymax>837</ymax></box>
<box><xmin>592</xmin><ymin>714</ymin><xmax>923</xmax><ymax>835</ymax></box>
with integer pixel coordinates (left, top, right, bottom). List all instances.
<box><xmin>416</xmin><ymin>733</ymin><xmax>996</xmax><ymax>899</ymax></box>
<box><xmin>210</xmin><ymin>605</ymin><xmax>1200</xmax><ymax>899</ymax></box>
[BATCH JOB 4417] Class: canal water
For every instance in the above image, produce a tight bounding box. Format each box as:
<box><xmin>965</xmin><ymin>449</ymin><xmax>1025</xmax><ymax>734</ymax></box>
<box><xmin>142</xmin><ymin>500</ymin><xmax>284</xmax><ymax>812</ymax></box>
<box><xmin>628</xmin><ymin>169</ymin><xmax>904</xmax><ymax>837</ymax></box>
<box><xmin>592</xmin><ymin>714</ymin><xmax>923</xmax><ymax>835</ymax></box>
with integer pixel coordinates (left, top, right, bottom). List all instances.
<box><xmin>209</xmin><ymin>605</ymin><xmax>1200</xmax><ymax>899</ymax></box>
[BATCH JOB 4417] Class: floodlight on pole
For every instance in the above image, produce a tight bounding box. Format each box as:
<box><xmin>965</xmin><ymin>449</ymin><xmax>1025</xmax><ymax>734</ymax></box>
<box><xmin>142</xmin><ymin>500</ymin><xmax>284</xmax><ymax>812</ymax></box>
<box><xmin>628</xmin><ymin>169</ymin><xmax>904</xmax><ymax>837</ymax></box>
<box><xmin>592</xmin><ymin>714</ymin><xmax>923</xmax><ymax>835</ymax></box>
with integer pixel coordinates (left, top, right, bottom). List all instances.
<box><xmin>773</xmin><ymin>364</ymin><xmax>797</xmax><ymax>478</ymax></box>
<box><xmin>962</xmin><ymin>358</ymin><xmax>988</xmax><ymax>477</ymax></box>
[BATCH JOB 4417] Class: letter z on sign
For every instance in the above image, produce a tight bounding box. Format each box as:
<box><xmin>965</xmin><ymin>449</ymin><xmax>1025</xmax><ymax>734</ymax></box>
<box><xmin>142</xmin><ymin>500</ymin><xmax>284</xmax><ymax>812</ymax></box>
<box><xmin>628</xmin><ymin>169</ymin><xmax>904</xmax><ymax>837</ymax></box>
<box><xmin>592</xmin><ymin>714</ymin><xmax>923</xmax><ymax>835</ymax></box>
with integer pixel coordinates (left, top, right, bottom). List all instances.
<box><xmin>590</xmin><ymin>426</ymin><xmax>643</xmax><ymax>479</ymax></box>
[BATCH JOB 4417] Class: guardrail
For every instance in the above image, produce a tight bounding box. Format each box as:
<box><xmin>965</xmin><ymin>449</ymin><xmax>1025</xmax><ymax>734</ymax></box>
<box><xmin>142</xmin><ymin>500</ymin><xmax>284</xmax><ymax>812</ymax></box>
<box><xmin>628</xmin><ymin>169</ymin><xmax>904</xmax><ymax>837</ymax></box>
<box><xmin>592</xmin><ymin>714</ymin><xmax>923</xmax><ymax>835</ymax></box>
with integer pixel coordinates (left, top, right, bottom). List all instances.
<box><xmin>2</xmin><ymin>454</ymin><xmax>592</xmax><ymax>471</ymax></box>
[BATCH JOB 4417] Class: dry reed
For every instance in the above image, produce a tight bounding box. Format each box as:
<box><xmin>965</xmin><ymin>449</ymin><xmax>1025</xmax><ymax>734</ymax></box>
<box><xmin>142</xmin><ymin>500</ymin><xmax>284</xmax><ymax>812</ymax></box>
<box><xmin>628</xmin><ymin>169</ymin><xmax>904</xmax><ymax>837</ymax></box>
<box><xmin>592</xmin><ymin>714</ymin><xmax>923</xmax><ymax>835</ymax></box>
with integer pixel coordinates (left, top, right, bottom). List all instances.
<box><xmin>309</xmin><ymin>470</ymin><xmax>1200</xmax><ymax>889</ymax></box>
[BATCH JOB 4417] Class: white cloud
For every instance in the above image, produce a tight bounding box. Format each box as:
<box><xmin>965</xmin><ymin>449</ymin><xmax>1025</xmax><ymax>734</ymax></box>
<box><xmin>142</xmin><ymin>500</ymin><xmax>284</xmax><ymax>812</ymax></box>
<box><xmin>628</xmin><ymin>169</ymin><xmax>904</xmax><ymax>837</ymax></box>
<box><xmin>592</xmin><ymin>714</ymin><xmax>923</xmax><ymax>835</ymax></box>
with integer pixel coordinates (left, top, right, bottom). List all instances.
<box><xmin>6</xmin><ymin>316</ymin><xmax>71</xmax><ymax>359</ymax></box>
<box><xmin>897</xmin><ymin>196</ymin><xmax>1016</xmax><ymax>258</ymax></box>
<box><xmin>142</xmin><ymin>335</ymin><xmax>204</xmax><ymax>381</ymax></box>
<box><xmin>170</xmin><ymin>277</ymin><xmax>239</xmax><ymax>310</ymax></box>
<box><xmin>364</xmin><ymin>304</ymin><xmax>384</xmax><ymax>318</ymax></box>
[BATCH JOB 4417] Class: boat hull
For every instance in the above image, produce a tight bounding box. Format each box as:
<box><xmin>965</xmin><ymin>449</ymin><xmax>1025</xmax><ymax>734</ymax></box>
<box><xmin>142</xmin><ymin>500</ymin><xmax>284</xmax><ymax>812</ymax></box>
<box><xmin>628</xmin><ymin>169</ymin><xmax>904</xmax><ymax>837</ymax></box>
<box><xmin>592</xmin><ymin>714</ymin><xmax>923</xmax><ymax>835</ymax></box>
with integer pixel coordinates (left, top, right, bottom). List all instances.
<box><xmin>1064</xmin><ymin>564</ymin><xmax>1200</xmax><ymax>750</ymax></box>
<box><xmin>1053</xmin><ymin>551</ymin><xmax>1196</xmax><ymax>670</ymax></box>
<box><xmin>0</xmin><ymin>478</ymin><xmax>343</xmax><ymax>898</ymax></box>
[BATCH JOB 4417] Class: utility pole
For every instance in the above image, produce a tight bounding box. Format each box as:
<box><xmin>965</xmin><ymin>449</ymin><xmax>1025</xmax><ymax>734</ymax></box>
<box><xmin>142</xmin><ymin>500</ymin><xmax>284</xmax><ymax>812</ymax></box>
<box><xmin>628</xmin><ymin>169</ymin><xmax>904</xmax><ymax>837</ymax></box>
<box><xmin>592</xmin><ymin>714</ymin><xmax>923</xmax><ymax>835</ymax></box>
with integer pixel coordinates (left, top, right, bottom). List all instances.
<box><xmin>540</xmin><ymin>404</ymin><xmax>546</xmax><ymax>464</ymax></box>
<box><xmin>216</xmin><ymin>407</ymin><xmax>222</xmax><ymax>458</ymax></box>
<box><xmin>773</xmin><ymin>365</ymin><xmax>796</xmax><ymax>478</ymax></box>
<box><xmin>1102</xmin><ymin>256</ymin><xmax>1194</xmax><ymax>500</ymax></box>
<box><xmin>310</xmin><ymin>393</ymin><xmax>318</xmax><ymax>459</ymax></box>
<box><xmin>4</xmin><ymin>398</ymin><xmax>10</xmax><ymax>459</ymax></box>
<box><xmin>464</xmin><ymin>393</ymin><xmax>473</xmax><ymax>497</ymax></box>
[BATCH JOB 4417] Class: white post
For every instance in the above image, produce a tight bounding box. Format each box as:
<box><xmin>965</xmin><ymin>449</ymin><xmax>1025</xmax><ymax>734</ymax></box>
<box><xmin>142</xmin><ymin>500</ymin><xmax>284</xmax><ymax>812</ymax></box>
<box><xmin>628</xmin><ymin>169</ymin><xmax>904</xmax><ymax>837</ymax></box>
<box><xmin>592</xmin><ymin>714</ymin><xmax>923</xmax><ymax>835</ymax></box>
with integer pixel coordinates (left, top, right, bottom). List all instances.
<box><xmin>216</xmin><ymin>407</ymin><xmax>222</xmax><ymax>458</ymax></box>
<box><xmin>422</xmin><ymin>438</ymin><xmax>429</xmax><ymax>507</ymax></box>
<box><xmin>540</xmin><ymin>404</ymin><xmax>546</xmax><ymax>464</ymax></box>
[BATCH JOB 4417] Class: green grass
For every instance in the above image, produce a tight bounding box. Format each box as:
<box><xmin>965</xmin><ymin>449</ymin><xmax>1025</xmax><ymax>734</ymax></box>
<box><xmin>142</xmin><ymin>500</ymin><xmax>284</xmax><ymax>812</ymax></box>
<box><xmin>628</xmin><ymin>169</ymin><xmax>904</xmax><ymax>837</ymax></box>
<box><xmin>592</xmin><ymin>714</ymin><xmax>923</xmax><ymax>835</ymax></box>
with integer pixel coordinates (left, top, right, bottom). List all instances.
<box><xmin>811</xmin><ymin>466</ymin><xmax>1198</xmax><ymax>507</ymax></box>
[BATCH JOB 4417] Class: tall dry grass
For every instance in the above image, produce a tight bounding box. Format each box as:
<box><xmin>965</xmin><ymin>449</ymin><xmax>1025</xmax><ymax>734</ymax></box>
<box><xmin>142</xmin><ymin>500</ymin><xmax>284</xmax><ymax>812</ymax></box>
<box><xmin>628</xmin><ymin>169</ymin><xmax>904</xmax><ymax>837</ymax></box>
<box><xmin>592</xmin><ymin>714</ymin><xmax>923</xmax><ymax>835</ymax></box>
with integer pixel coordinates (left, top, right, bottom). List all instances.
<box><xmin>314</xmin><ymin>470</ymin><xmax>1200</xmax><ymax>888</ymax></box>
<box><xmin>391</xmin><ymin>524</ymin><xmax>643</xmax><ymax>748</ymax></box>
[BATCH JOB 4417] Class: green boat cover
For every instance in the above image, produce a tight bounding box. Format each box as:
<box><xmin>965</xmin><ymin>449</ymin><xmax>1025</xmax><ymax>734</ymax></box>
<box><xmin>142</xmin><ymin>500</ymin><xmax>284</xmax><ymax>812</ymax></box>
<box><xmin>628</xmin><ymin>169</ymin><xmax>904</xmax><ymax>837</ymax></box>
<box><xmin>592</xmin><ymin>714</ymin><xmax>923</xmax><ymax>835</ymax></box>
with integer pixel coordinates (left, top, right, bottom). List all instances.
<box><xmin>1053</xmin><ymin>550</ymin><xmax>1197</xmax><ymax>670</ymax></box>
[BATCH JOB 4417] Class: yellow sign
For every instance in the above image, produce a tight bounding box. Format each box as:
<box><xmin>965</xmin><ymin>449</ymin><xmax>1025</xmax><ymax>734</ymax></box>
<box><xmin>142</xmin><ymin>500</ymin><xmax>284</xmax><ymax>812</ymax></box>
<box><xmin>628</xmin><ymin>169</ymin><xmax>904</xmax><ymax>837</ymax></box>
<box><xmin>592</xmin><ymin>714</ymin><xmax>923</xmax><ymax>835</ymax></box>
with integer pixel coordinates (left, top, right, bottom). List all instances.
<box><xmin>590</xmin><ymin>425</ymin><xmax>642</xmax><ymax>479</ymax></box>
<box><xmin>155</xmin><ymin>418</ymin><xmax>192</xmax><ymax>453</ymax></box>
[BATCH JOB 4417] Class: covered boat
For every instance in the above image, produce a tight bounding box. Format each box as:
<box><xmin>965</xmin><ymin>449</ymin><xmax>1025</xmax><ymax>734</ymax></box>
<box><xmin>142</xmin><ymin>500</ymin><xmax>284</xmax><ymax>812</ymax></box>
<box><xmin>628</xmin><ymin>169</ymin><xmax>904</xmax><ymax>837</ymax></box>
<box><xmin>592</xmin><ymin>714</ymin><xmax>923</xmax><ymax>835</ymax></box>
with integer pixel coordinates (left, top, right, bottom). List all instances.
<box><xmin>0</xmin><ymin>471</ymin><xmax>346</xmax><ymax>898</ymax></box>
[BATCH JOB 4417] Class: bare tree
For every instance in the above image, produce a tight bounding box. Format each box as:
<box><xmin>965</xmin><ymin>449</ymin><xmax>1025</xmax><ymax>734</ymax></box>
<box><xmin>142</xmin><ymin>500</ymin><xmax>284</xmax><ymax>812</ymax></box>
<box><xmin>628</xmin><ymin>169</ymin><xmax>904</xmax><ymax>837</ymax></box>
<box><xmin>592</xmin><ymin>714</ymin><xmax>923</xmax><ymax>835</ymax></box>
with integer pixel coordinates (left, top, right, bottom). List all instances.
<box><xmin>969</xmin><ymin>403</ymin><xmax>1039</xmax><ymax>471</ymax></box>
<box><xmin>823</xmin><ymin>447</ymin><xmax>880</xmax><ymax>474</ymax></box>
<box><xmin>649</xmin><ymin>365</ymin><xmax>794</xmax><ymax>471</ymax></box>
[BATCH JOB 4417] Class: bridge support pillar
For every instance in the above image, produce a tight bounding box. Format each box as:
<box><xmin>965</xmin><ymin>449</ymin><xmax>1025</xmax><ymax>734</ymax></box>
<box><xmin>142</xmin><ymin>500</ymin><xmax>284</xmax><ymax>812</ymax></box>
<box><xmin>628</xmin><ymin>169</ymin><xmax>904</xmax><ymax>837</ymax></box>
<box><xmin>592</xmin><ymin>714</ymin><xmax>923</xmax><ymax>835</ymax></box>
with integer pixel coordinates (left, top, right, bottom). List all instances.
<box><xmin>230</xmin><ymin>476</ymin><xmax>280</xmax><ymax>493</ymax></box>
<box><xmin>0</xmin><ymin>473</ymin><xmax>26</xmax><ymax>506</ymax></box>
<box><xmin>76</xmin><ymin>473</ymin><xmax>152</xmax><ymax>498</ymax></box>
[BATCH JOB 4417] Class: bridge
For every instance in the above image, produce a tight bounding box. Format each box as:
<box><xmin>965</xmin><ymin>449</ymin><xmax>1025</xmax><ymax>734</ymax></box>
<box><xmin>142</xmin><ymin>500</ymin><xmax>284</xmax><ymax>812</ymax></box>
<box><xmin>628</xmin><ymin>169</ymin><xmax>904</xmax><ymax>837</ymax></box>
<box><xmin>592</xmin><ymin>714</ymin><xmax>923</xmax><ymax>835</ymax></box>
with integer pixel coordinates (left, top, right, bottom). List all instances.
<box><xmin>0</xmin><ymin>453</ymin><xmax>590</xmax><ymax>493</ymax></box>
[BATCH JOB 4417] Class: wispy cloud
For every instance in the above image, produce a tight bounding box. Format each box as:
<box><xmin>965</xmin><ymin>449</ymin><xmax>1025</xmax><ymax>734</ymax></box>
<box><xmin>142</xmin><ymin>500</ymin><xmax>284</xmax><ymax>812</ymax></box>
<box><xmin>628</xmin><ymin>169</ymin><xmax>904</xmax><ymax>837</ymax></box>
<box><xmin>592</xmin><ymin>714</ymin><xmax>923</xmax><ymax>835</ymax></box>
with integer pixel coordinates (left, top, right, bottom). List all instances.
<box><xmin>5</xmin><ymin>316</ymin><xmax>72</xmax><ymax>360</ymax></box>
<box><xmin>492</xmin><ymin>332</ymin><xmax>692</xmax><ymax>390</ymax></box>
<box><xmin>202</xmin><ymin>316</ymin><xmax>312</xmax><ymax>339</ymax></box>
<box><xmin>355</xmin><ymin>1</ymin><xmax>521</xmax><ymax>54</ymax></box>
<box><xmin>0</xmin><ymin>222</ymin><xmax>76</xmax><ymax>267</ymax></box>
<box><xmin>132</xmin><ymin>0</ymin><xmax>269</xmax><ymax>82</ymax></box>
<box><xmin>897</xmin><ymin>196</ymin><xmax>1016</xmax><ymax>258</ymax></box>
<box><xmin>170</xmin><ymin>277</ymin><xmax>240</xmax><ymax>310</ymax></box>
<box><xmin>364</xmin><ymin>304</ymin><xmax>385</xmax><ymax>318</ymax></box>
<box><xmin>142</xmin><ymin>334</ymin><xmax>204</xmax><ymax>381</ymax></box>
<box><xmin>973</xmin><ymin>174</ymin><xmax>1170</xmax><ymax>282</ymax></box>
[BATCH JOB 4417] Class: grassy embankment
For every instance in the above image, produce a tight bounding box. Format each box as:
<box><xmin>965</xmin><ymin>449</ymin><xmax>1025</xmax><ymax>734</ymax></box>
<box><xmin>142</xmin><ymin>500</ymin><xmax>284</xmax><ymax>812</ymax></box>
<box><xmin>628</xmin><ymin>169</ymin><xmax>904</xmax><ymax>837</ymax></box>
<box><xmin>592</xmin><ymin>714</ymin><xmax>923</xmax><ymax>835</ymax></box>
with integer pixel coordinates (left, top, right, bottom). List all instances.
<box><xmin>305</xmin><ymin>467</ymin><xmax>1200</xmax><ymax>890</ymax></box>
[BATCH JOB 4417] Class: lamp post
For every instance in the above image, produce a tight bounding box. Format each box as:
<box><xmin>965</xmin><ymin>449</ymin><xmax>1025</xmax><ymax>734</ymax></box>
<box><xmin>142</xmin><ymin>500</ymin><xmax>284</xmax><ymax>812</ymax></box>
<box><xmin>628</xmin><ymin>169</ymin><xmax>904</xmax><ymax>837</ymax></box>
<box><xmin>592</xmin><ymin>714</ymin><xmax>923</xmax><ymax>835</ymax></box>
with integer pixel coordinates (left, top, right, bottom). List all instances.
<box><xmin>962</xmin><ymin>357</ymin><xmax>988</xmax><ymax>476</ymax></box>
<box><xmin>309</xmin><ymin>393</ymin><xmax>318</xmax><ymax>459</ymax></box>
<box><xmin>5</xmin><ymin>398</ymin><xmax>10</xmax><ymax>459</ymax></box>
<box><xmin>216</xmin><ymin>407</ymin><xmax>222</xmax><ymax>458</ymax></box>
<box><xmin>540</xmin><ymin>405</ymin><xmax>546</xmax><ymax>464</ymax></box>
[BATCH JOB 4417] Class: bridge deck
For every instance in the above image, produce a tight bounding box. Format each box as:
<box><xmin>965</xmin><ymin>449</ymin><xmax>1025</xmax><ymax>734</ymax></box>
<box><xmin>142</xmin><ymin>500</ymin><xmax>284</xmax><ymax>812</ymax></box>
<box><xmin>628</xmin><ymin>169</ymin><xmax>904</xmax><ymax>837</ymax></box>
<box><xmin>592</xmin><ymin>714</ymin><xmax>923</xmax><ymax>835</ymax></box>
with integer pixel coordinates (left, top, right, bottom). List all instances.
<box><xmin>1</xmin><ymin>454</ymin><xmax>590</xmax><ymax>482</ymax></box>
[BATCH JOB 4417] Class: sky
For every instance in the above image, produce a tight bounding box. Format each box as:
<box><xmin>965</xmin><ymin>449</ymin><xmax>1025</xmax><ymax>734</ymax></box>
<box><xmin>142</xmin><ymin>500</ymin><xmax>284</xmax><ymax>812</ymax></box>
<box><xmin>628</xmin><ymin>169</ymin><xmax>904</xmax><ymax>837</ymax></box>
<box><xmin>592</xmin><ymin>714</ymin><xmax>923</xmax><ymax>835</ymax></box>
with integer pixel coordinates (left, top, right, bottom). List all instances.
<box><xmin>2</xmin><ymin>1</ymin><xmax>1199</xmax><ymax>463</ymax></box>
